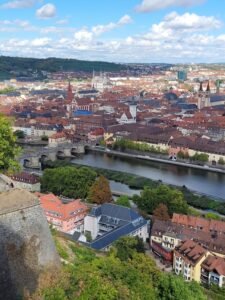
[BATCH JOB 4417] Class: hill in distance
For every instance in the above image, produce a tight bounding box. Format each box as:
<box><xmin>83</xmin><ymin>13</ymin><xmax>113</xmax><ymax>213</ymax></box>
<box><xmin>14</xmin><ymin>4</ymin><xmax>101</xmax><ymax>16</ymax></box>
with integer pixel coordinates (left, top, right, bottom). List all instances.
<box><xmin>0</xmin><ymin>56</ymin><xmax>126</xmax><ymax>80</ymax></box>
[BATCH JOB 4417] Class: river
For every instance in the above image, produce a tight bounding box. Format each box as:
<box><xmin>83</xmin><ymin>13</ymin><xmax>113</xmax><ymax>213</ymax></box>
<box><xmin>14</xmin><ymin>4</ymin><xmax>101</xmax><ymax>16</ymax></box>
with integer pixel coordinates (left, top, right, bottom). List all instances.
<box><xmin>71</xmin><ymin>151</ymin><xmax>225</xmax><ymax>200</ymax></box>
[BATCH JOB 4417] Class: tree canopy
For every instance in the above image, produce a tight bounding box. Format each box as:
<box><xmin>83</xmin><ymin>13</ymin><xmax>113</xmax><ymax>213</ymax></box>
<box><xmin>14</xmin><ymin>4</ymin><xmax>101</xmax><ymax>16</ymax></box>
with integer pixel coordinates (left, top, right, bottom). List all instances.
<box><xmin>134</xmin><ymin>184</ymin><xmax>189</xmax><ymax>216</ymax></box>
<box><xmin>116</xmin><ymin>195</ymin><xmax>131</xmax><ymax>208</ymax></box>
<box><xmin>29</xmin><ymin>236</ymin><xmax>207</xmax><ymax>300</ymax></box>
<box><xmin>0</xmin><ymin>115</ymin><xmax>20</xmax><ymax>173</ymax></box>
<box><xmin>113</xmin><ymin>236</ymin><xmax>145</xmax><ymax>261</ymax></box>
<box><xmin>41</xmin><ymin>166</ymin><xmax>97</xmax><ymax>199</ymax></box>
<box><xmin>88</xmin><ymin>175</ymin><xmax>112</xmax><ymax>204</ymax></box>
<box><xmin>153</xmin><ymin>203</ymin><xmax>170</xmax><ymax>221</ymax></box>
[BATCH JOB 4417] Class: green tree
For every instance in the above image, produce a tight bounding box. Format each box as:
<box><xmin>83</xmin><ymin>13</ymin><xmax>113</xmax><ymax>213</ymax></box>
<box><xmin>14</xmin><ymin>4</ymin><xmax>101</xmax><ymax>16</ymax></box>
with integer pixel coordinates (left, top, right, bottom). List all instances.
<box><xmin>88</xmin><ymin>175</ymin><xmax>112</xmax><ymax>204</ymax></box>
<box><xmin>85</xmin><ymin>231</ymin><xmax>92</xmax><ymax>242</ymax></box>
<box><xmin>156</xmin><ymin>273</ymin><xmax>207</xmax><ymax>300</ymax></box>
<box><xmin>218</xmin><ymin>157</ymin><xmax>225</xmax><ymax>165</ymax></box>
<box><xmin>204</xmin><ymin>212</ymin><xmax>221</xmax><ymax>220</ymax></box>
<box><xmin>14</xmin><ymin>129</ymin><xmax>25</xmax><ymax>139</ymax></box>
<box><xmin>191</xmin><ymin>152</ymin><xmax>209</xmax><ymax>163</ymax></box>
<box><xmin>41</xmin><ymin>166</ymin><xmax>97</xmax><ymax>199</ymax></box>
<box><xmin>30</xmin><ymin>238</ymin><xmax>208</xmax><ymax>300</ymax></box>
<box><xmin>134</xmin><ymin>185</ymin><xmax>188</xmax><ymax>216</ymax></box>
<box><xmin>113</xmin><ymin>236</ymin><xmax>145</xmax><ymax>261</ymax></box>
<box><xmin>116</xmin><ymin>195</ymin><xmax>131</xmax><ymax>208</ymax></box>
<box><xmin>0</xmin><ymin>115</ymin><xmax>20</xmax><ymax>173</ymax></box>
<box><xmin>177</xmin><ymin>150</ymin><xmax>189</xmax><ymax>159</ymax></box>
<box><xmin>41</xmin><ymin>135</ymin><xmax>49</xmax><ymax>141</ymax></box>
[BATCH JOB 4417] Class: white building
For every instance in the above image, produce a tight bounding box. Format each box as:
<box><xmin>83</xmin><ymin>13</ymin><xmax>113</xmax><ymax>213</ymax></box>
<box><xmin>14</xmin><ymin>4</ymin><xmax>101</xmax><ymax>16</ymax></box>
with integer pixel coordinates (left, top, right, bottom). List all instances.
<box><xmin>84</xmin><ymin>203</ymin><xmax>149</xmax><ymax>251</ymax></box>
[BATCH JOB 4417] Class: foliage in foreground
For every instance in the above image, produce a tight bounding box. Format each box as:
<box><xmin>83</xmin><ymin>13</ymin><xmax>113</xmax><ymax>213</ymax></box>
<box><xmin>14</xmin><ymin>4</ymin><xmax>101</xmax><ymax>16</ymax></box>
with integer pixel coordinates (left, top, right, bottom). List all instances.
<box><xmin>0</xmin><ymin>114</ymin><xmax>21</xmax><ymax>173</ymax></box>
<box><xmin>28</xmin><ymin>237</ymin><xmax>207</xmax><ymax>300</ymax></box>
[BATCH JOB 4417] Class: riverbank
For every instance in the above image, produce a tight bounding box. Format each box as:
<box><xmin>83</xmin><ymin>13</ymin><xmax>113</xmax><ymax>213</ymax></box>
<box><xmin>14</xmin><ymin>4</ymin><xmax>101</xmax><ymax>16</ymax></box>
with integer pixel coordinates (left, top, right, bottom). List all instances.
<box><xmin>90</xmin><ymin>146</ymin><xmax>225</xmax><ymax>175</ymax></box>
<box><xmin>42</xmin><ymin>160</ymin><xmax>225</xmax><ymax>216</ymax></box>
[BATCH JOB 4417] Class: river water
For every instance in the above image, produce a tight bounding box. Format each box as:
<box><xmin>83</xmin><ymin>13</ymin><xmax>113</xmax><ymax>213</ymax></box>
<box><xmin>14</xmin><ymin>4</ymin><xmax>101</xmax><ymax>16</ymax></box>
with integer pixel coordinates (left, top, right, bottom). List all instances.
<box><xmin>71</xmin><ymin>151</ymin><xmax>225</xmax><ymax>200</ymax></box>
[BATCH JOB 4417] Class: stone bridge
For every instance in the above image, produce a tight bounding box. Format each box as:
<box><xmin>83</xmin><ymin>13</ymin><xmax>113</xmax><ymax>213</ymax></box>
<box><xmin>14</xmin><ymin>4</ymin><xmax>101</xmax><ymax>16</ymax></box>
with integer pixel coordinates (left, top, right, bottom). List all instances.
<box><xmin>20</xmin><ymin>142</ymin><xmax>91</xmax><ymax>168</ymax></box>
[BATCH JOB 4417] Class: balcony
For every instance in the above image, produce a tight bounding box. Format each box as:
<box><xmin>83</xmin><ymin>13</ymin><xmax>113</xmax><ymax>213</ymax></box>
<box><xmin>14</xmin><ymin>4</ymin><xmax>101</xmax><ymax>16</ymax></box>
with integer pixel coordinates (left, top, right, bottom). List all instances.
<box><xmin>209</xmin><ymin>277</ymin><xmax>220</xmax><ymax>285</ymax></box>
<box><xmin>201</xmin><ymin>275</ymin><xmax>209</xmax><ymax>284</ymax></box>
<box><xmin>176</xmin><ymin>262</ymin><xmax>182</xmax><ymax>269</ymax></box>
<box><xmin>184</xmin><ymin>268</ymin><xmax>190</xmax><ymax>276</ymax></box>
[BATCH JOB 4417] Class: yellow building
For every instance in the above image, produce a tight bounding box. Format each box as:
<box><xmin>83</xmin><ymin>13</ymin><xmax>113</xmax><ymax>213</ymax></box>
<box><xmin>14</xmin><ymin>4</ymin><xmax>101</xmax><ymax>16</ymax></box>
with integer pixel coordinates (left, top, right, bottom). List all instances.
<box><xmin>173</xmin><ymin>240</ymin><xmax>209</xmax><ymax>282</ymax></box>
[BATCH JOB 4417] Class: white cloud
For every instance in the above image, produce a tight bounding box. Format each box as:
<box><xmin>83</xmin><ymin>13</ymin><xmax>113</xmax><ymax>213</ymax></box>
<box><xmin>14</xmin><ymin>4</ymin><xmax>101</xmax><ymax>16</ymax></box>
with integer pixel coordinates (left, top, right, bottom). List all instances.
<box><xmin>92</xmin><ymin>15</ymin><xmax>132</xmax><ymax>36</ymax></box>
<box><xmin>136</xmin><ymin>0</ymin><xmax>205</xmax><ymax>13</ymax></box>
<box><xmin>36</xmin><ymin>3</ymin><xmax>56</xmax><ymax>19</ymax></box>
<box><xmin>0</xmin><ymin>12</ymin><xmax>224</xmax><ymax>63</ymax></box>
<box><xmin>118</xmin><ymin>15</ymin><xmax>133</xmax><ymax>26</ymax></box>
<box><xmin>0</xmin><ymin>0</ymin><xmax>42</xmax><ymax>9</ymax></box>
<box><xmin>163</xmin><ymin>11</ymin><xmax>221</xmax><ymax>31</ymax></box>
<box><xmin>142</xmin><ymin>12</ymin><xmax>222</xmax><ymax>42</ymax></box>
<box><xmin>31</xmin><ymin>37</ymin><xmax>51</xmax><ymax>46</ymax></box>
<box><xmin>0</xmin><ymin>19</ymin><xmax>32</xmax><ymax>32</ymax></box>
<box><xmin>74</xmin><ymin>29</ymin><xmax>93</xmax><ymax>42</ymax></box>
<box><xmin>56</xmin><ymin>19</ymin><xmax>69</xmax><ymax>25</ymax></box>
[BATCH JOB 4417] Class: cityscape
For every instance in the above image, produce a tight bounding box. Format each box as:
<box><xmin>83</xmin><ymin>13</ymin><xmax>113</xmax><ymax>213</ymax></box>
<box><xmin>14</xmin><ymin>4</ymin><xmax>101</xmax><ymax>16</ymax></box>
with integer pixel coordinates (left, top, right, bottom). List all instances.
<box><xmin>0</xmin><ymin>0</ymin><xmax>225</xmax><ymax>299</ymax></box>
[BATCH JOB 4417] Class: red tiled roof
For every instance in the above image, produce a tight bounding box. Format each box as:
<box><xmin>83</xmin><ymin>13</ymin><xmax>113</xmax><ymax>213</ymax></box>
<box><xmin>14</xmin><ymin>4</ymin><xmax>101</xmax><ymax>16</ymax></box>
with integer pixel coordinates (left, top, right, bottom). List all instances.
<box><xmin>172</xmin><ymin>214</ymin><xmax>225</xmax><ymax>233</ymax></box>
<box><xmin>175</xmin><ymin>240</ymin><xmax>206</xmax><ymax>265</ymax></box>
<box><xmin>202</xmin><ymin>255</ymin><xmax>225</xmax><ymax>276</ymax></box>
<box><xmin>37</xmin><ymin>193</ymin><xmax>88</xmax><ymax>221</ymax></box>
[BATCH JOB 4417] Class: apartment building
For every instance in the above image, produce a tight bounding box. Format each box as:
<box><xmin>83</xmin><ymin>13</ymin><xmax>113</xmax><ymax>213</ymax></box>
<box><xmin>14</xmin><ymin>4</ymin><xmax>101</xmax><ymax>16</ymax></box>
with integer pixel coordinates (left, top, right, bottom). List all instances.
<box><xmin>37</xmin><ymin>193</ymin><xmax>88</xmax><ymax>234</ymax></box>
<box><xmin>84</xmin><ymin>203</ymin><xmax>149</xmax><ymax>251</ymax></box>
<box><xmin>173</xmin><ymin>240</ymin><xmax>208</xmax><ymax>282</ymax></box>
<box><xmin>201</xmin><ymin>255</ymin><xmax>225</xmax><ymax>287</ymax></box>
<box><xmin>150</xmin><ymin>214</ymin><xmax>225</xmax><ymax>262</ymax></box>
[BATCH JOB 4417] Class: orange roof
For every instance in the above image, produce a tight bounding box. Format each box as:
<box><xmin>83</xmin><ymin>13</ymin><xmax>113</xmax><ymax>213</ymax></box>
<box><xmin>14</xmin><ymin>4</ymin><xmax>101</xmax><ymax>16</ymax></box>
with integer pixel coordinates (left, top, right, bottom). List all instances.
<box><xmin>37</xmin><ymin>193</ymin><xmax>88</xmax><ymax>221</ymax></box>
<box><xmin>50</xmin><ymin>132</ymin><xmax>66</xmax><ymax>139</ymax></box>
<box><xmin>202</xmin><ymin>255</ymin><xmax>225</xmax><ymax>276</ymax></box>
<box><xmin>172</xmin><ymin>213</ymin><xmax>225</xmax><ymax>233</ymax></box>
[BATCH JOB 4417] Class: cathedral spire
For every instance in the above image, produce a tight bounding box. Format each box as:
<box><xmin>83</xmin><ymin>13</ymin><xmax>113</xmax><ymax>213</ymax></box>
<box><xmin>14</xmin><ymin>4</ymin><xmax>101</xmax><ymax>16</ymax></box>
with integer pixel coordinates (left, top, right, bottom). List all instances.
<box><xmin>206</xmin><ymin>81</ymin><xmax>210</xmax><ymax>93</ymax></box>
<box><xmin>199</xmin><ymin>81</ymin><xmax>203</xmax><ymax>92</ymax></box>
<box><xmin>67</xmin><ymin>81</ymin><xmax>74</xmax><ymax>102</ymax></box>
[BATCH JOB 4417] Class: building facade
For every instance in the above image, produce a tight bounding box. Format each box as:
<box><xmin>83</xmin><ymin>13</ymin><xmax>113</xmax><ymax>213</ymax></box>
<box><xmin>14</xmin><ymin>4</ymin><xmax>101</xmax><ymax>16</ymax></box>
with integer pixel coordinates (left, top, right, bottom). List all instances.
<box><xmin>37</xmin><ymin>193</ymin><xmax>88</xmax><ymax>234</ymax></box>
<box><xmin>84</xmin><ymin>203</ymin><xmax>149</xmax><ymax>251</ymax></box>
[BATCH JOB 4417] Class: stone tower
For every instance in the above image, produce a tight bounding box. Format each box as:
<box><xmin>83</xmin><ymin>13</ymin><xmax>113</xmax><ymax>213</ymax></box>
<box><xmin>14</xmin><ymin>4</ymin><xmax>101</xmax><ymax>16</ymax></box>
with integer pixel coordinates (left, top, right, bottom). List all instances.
<box><xmin>197</xmin><ymin>81</ymin><xmax>210</xmax><ymax>109</ymax></box>
<box><xmin>0</xmin><ymin>189</ymin><xmax>60</xmax><ymax>300</ymax></box>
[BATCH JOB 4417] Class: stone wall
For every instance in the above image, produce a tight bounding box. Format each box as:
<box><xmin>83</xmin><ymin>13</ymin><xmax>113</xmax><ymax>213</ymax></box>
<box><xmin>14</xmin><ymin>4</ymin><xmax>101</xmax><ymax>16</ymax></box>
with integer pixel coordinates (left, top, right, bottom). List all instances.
<box><xmin>0</xmin><ymin>189</ymin><xmax>60</xmax><ymax>299</ymax></box>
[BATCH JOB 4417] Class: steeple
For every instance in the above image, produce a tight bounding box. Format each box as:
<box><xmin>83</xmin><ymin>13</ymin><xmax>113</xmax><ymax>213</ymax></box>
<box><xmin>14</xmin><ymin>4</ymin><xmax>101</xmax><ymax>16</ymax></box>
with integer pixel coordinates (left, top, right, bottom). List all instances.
<box><xmin>199</xmin><ymin>82</ymin><xmax>203</xmax><ymax>92</ymax></box>
<box><xmin>206</xmin><ymin>81</ymin><xmax>210</xmax><ymax>93</ymax></box>
<box><xmin>67</xmin><ymin>81</ymin><xmax>74</xmax><ymax>102</ymax></box>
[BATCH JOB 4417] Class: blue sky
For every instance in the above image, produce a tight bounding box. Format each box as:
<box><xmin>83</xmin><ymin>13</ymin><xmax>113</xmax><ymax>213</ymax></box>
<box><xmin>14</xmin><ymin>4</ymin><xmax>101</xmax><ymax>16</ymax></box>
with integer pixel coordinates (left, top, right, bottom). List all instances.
<box><xmin>0</xmin><ymin>0</ymin><xmax>225</xmax><ymax>62</ymax></box>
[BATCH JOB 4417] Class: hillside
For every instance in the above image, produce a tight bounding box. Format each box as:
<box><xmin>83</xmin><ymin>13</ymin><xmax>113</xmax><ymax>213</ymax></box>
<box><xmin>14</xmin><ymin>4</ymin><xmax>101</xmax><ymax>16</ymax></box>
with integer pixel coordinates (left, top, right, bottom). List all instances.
<box><xmin>27</xmin><ymin>232</ymin><xmax>211</xmax><ymax>300</ymax></box>
<box><xmin>0</xmin><ymin>56</ymin><xmax>125</xmax><ymax>79</ymax></box>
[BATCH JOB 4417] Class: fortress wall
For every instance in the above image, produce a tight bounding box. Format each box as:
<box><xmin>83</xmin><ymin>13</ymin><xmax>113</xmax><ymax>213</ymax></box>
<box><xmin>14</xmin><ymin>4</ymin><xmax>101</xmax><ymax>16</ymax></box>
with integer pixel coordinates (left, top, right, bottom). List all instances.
<box><xmin>0</xmin><ymin>189</ymin><xmax>60</xmax><ymax>300</ymax></box>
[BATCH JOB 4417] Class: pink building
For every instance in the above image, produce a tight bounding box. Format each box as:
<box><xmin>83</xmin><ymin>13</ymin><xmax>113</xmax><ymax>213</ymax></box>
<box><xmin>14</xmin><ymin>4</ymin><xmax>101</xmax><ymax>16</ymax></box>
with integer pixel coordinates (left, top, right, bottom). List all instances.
<box><xmin>36</xmin><ymin>193</ymin><xmax>89</xmax><ymax>234</ymax></box>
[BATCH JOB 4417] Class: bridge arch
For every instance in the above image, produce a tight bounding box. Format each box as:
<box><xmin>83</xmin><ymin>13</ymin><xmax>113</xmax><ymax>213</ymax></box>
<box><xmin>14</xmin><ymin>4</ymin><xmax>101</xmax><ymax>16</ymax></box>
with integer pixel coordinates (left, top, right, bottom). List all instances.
<box><xmin>23</xmin><ymin>158</ymin><xmax>30</xmax><ymax>168</ymax></box>
<box><xmin>56</xmin><ymin>150</ymin><xmax>65</xmax><ymax>159</ymax></box>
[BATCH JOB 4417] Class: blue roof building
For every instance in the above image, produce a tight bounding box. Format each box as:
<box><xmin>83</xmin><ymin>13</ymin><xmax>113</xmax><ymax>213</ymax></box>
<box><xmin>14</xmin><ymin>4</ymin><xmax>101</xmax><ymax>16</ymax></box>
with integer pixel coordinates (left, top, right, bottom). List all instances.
<box><xmin>73</xmin><ymin>110</ymin><xmax>93</xmax><ymax>116</ymax></box>
<box><xmin>83</xmin><ymin>203</ymin><xmax>149</xmax><ymax>251</ymax></box>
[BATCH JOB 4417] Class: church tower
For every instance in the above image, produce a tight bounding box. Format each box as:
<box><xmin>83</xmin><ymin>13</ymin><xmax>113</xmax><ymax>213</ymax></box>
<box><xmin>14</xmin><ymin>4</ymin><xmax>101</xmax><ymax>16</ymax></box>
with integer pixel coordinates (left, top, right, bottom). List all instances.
<box><xmin>197</xmin><ymin>81</ymin><xmax>210</xmax><ymax>109</ymax></box>
<box><xmin>66</xmin><ymin>82</ymin><xmax>74</xmax><ymax>118</ymax></box>
<box><xmin>67</xmin><ymin>81</ymin><xmax>74</xmax><ymax>102</ymax></box>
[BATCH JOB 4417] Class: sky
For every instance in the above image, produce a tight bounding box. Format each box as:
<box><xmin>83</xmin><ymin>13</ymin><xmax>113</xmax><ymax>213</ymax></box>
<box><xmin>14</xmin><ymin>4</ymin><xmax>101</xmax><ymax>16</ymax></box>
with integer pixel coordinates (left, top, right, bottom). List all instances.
<box><xmin>0</xmin><ymin>0</ymin><xmax>225</xmax><ymax>63</ymax></box>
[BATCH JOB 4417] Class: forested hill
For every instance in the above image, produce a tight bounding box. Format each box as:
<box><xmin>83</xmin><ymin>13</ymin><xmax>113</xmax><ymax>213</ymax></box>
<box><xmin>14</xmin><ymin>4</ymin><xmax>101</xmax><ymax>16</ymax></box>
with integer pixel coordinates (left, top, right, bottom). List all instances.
<box><xmin>0</xmin><ymin>56</ymin><xmax>125</xmax><ymax>79</ymax></box>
